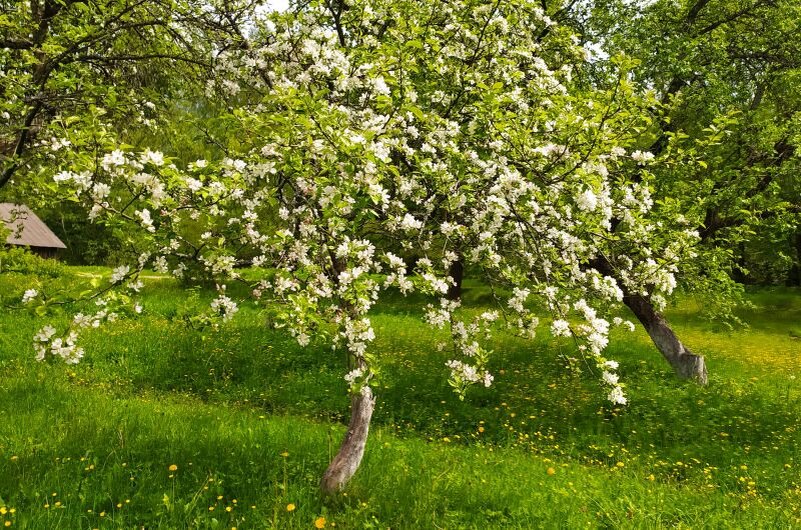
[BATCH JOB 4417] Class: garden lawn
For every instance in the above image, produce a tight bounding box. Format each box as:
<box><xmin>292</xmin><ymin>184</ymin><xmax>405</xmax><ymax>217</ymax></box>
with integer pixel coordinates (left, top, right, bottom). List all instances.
<box><xmin>1</xmin><ymin>268</ymin><xmax>800</xmax><ymax>528</ymax></box>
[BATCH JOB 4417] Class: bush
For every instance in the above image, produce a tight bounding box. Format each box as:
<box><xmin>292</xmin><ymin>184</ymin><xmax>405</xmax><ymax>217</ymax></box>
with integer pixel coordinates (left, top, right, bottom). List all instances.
<box><xmin>0</xmin><ymin>246</ymin><xmax>65</xmax><ymax>278</ymax></box>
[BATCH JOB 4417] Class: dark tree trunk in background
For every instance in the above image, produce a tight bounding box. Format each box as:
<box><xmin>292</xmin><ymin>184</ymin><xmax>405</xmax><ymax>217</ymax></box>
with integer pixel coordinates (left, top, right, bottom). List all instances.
<box><xmin>731</xmin><ymin>242</ymin><xmax>749</xmax><ymax>284</ymax></box>
<box><xmin>320</xmin><ymin>385</ymin><xmax>376</xmax><ymax>494</ymax></box>
<box><xmin>590</xmin><ymin>256</ymin><xmax>708</xmax><ymax>384</ymax></box>
<box><xmin>447</xmin><ymin>258</ymin><xmax>464</xmax><ymax>300</ymax></box>
<box><xmin>788</xmin><ymin>233</ymin><xmax>801</xmax><ymax>286</ymax></box>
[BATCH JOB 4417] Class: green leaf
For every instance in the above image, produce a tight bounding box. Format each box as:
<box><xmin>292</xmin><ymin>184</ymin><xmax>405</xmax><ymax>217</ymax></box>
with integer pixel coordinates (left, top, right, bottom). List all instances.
<box><xmin>408</xmin><ymin>105</ymin><xmax>425</xmax><ymax>122</ymax></box>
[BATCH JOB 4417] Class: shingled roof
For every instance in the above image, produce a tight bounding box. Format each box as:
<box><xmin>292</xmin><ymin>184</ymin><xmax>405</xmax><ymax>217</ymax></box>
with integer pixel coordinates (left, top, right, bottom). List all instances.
<box><xmin>0</xmin><ymin>203</ymin><xmax>66</xmax><ymax>249</ymax></box>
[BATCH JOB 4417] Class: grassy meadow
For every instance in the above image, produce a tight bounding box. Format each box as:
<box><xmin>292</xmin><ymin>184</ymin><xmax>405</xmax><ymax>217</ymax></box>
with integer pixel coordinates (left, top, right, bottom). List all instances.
<box><xmin>1</xmin><ymin>265</ymin><xmax>801</xmax><ymax>528</ymax></box>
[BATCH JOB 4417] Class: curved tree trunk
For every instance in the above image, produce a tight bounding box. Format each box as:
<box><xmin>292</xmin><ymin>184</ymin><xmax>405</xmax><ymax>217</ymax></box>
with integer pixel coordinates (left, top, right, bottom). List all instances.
<box><xmin>590</xmin><ymin>256</ymin><xmax>707</xmax><ymax>383</ymax></box>
<box><xmin>320</xmin><ymin>386</ymin><xmax>376</xmax><ymax>494</ymax></box>
<box><xmin>623</xmin><ymin>293</ymin><xmax>708</xmax><ymax>384</ymax></box>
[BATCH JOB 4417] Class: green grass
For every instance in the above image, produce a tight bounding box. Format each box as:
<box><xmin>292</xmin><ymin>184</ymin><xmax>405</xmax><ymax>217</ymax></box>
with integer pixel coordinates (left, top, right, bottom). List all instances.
<box><xmin>1</xmin><ymin>269</ymin><xmax>801</xmax><ymax>528</ymax></box>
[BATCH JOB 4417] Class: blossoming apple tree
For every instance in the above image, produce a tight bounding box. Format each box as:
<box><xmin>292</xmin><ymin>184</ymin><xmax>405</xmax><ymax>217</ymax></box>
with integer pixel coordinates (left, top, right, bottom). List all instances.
<box><xmin>574</xmin><ymin>0</ymin><xmax>801</xmax><ymax>382</ymax></box>
<box><xmin>26</xmin><ymin>0</ymin><xmax>701</xmax><ymax>493</ymax></box>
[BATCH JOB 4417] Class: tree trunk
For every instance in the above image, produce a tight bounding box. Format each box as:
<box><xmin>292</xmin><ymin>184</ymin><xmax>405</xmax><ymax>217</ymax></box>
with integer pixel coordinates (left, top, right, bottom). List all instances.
<box><xmin>320</xmin><ymin>386</ymin><xmax>376</xmax><ymax>494</ymax></box>
<box><xmin>589</xmin><ymin>256</ymin><xmax>707</xmax><ymax>383</ymax></box>
<box><xmin>731</xmin><ymin>242</ymin><xmax>748</xmax><ymax>284</ymax></box>
<box><xmin>623</xmin><ymin>293</ymin><xmax>708</xmax><ymax>384</ymax></box>
<box><xmin>788</xmin><ymin>232</ymin><xmax>801</xmax><ymax>286</ymax></box>
<box><xmin>447</xmin><ymin>258</ymin><xmax>464</xmax><ymax>300</ymax></box>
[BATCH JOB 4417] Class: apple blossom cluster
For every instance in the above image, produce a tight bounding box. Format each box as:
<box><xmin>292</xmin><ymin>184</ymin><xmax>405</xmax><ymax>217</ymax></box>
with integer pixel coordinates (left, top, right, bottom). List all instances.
<box><xmin>31</xmin><ymin>297</ymin><xmax>126</xmax><ymax>365</ymax></box>
<box><xmin>425</xmin><ymin>299</ymin><xmax>498</xmax><ymax>397</ymax></box>
<box><xmin>22</xmin><ymin>289</ymin><xmax>38</xmax><ymax>304</ymax></box>
<box><xmin>38</xmin><ymin>0</ymin><xmax>700</xmax><ymax>407</ymax></box>
<box><xmin>27</xmin><ymin>262</ymin><xmax>147</xmax><ymax>365</ymax></box>
<box><xmin>33</xmin><ymin>325</ymin><xmax>84</xmax><ymax>365</ymax></box>
<box><xmin>210</xmin><ymin>292</ymin><xmax>239</xmax><ymax>322</ymax></box>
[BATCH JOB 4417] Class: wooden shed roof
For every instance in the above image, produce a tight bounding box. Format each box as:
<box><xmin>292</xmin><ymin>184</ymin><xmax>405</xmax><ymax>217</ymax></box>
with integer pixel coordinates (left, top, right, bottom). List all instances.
<box><xmin>0</xmin><ymin>203</ymin><xmax>66</xmax><ymax>249</ymax></box>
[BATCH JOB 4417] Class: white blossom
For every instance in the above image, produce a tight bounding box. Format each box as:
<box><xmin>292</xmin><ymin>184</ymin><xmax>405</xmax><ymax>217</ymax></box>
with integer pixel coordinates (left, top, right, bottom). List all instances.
<box><xmin>607</xmin><ymin>386</ymin><xmax>627</xmax><ymax>405</ymax></box>
<box><xmin>110</xmin><ymin>265</ymin><xmax>130</xmax><ymax>284</ymax></box>
<box><xmin>210</xmin><ymin>294</ymin><xmax>239</xmax><ymax>322</ymax></box>
<box><xmin>551</xmin><ymin>319</ymin><xmax>571</xmax><ymax>337</ymax></box>
<box><xmin>22</xmin><ymin>289</ymin><xmax>38</xmax><ymax>304</ymax></box>
<box><xmin>631</xmin><ymin>150</ymin><xmax>655</xmax><ymax>164</ymax></box>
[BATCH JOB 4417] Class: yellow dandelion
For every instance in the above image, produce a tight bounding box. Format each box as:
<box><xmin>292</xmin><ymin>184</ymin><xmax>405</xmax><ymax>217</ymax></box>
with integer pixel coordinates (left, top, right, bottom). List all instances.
<box><xmin>280</xmin><ymin>451</ymin><xmax>289</xmax><ymax>458</ymax></box>
<box><xmin>286</xmin><ymin>503</ymin><xmax>296</xmax><ymax>512</ymax></box>
<box><xmin>168</xmin><ymin>464</ymin><xmax>178</xmax><ymax>472</ymax></box>
<box><xmin>546</xmin><ymin>467</ymin><xmax>556</xmax><ymax>475</ymax></box>
<box><xmin>314</xmin><ymin>517</ymin><xmax>326</xmax><ymax>529</ymax></box>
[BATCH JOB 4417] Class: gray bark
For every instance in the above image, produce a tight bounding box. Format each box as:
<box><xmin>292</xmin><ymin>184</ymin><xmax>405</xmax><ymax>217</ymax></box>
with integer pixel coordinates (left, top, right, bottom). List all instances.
<box><xmin>624</xmin><ymin>293</ymin><xmax>708</xmax><ymax>384</ymax></box>
<box><xmin>320</xmin><ymin>386</ymin><xmax>376</xmax><ymax>494</ymax></box>
<box><xmin>590</xmin><ymin>256</ymin><xmax>707</xmax><ymax>383</ymax></box>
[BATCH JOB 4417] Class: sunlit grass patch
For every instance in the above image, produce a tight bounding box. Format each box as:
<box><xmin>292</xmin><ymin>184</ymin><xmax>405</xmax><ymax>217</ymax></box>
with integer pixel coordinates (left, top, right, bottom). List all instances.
<box><xmin>1</xmin><ymin>269</ymin><xmax>800</xmax><ymax>527</ymax></box>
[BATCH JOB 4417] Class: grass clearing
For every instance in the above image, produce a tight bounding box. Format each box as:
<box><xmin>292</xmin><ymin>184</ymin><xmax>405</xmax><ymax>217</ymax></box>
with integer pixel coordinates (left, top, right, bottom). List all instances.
<box><xmin>1</xmin><ymin>269</ymin><xmax>800</xmax><ymax>528</ymax></box>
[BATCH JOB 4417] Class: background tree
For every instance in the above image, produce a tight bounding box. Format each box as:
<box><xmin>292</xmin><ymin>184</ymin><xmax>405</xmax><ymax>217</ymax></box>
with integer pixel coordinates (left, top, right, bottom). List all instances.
<box><xmin>0</xmin><ymin>0</ymin><xmax>260</xmax><ymax>264</ymax></box>
<box><xmin>0</xmin><ymin>0</ymin><xmax>255</xmax><ymax>181</ymax></box>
